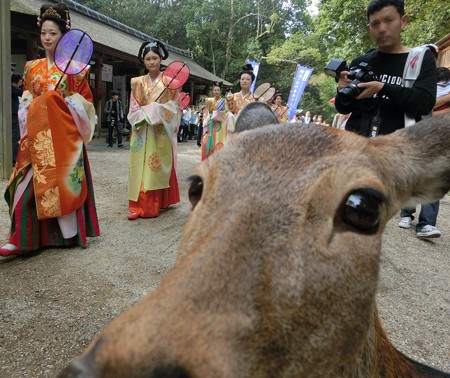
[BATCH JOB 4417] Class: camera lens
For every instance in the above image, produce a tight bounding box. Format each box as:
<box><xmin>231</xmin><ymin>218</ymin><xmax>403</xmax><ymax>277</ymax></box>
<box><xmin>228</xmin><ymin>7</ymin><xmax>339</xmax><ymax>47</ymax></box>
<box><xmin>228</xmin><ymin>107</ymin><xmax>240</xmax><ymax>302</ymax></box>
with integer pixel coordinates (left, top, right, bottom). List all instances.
<box><xmin>339</xmin><ymin>81</ymin><xmax>362</xmax><ymax>105</ymax></box>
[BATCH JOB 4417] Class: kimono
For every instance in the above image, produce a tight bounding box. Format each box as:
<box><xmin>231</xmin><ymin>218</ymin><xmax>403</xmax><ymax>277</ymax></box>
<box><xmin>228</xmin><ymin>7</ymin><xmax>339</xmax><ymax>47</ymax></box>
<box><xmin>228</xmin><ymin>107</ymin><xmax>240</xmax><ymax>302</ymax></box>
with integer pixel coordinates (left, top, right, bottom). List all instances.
<box><xmin>127</xmin><ymin>73</ymin><xmax>180</xmax><ymax>218</ymax></box>
<box><xmin>4</xmin><ymin>58</ymin><xmax>100</xmax><ymax>252</ymax></box>
<box><xmin>271</xmin><ymin>104</ymin><xmax>289</xmax><ymax>123</ymax></box>
<box><xmin>201</xmin><ymin>97</ymin><xmax>227</xmax><ymax>160</ymax></box>
<box><xmin>224</xmin><ymin>91</ymin><xmax>255</xmax><ymax>134</ymax></box>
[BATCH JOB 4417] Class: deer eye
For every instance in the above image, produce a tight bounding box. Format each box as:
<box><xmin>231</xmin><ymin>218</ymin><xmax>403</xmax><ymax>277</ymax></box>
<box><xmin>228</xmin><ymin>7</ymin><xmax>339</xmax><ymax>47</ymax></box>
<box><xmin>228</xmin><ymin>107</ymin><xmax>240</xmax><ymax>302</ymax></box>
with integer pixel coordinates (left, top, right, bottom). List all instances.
<box><xmin>188</xmin><ymin>175</ymin><xmax>203</xmax><ymax>209</ymax></box>
<box><xmin>342</xmin><ymin>189</ymin><xmax>386</xmax><ymax>233</ymax></box>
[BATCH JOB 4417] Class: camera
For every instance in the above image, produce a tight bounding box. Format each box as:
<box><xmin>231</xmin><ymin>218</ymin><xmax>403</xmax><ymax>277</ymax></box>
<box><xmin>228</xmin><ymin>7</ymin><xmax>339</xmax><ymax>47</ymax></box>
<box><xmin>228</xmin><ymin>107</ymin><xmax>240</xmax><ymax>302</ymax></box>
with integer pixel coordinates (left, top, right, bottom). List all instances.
<box><xmin>325</xmin><ymin>59</ymin><xmax>377</xmax><ymax>105</ymax></box>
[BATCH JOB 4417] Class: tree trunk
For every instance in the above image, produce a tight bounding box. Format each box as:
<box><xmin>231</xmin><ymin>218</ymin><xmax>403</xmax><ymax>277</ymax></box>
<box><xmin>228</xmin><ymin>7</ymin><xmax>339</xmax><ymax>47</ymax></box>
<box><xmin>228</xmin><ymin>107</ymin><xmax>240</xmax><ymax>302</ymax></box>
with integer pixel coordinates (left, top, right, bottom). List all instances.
<box><xmin>222</xmin><ymin>0</ymin><xmax>234</xmax><ymax>79</ymax></box>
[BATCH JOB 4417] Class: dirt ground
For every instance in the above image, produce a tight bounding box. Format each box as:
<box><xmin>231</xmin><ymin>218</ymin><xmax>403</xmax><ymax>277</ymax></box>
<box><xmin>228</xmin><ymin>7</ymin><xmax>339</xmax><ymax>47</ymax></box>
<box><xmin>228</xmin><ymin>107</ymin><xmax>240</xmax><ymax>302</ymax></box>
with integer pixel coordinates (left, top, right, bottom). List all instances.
<box><xmin>0</xmin><ymin>137</ymin><xmax>449</xmax><ymax>377</ymax></box>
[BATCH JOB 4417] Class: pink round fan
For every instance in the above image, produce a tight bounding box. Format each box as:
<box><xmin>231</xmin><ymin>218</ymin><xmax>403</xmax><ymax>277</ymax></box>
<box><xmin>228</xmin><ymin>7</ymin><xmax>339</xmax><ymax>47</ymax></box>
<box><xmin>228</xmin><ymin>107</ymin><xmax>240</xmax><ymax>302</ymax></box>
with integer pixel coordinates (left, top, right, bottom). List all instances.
<box><xmin>163</xmin><ymin>61</ymin><xmax>190</xmax><ymax>90</ymax></box>
<box><xmin>54</xmin><ymin>29</ymin><xmax>93</xmax><ymax>75</ymax></box>
<box><xmin>179</xmin><ymin>92</ymin><xmax>191</xmax><ymax>109</ymax></box>
<box><xmin>156</xmin><ymin>61</ymin><xmax>190</xmax><ymax>102</ymax></box>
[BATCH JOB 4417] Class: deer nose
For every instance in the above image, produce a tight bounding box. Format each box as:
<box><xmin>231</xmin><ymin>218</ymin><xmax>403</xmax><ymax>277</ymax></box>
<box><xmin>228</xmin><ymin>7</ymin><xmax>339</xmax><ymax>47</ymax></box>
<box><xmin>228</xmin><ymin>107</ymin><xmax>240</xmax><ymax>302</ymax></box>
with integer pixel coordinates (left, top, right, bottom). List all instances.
<box><xmin>59</xmin><ymin>361</ymin><xmax>193</xmax><ymax>378</ymax></box>
<box><xmin>58</xmin><ymin>360</ymin><xmax>94</xmax><ymax>378</ymax></box>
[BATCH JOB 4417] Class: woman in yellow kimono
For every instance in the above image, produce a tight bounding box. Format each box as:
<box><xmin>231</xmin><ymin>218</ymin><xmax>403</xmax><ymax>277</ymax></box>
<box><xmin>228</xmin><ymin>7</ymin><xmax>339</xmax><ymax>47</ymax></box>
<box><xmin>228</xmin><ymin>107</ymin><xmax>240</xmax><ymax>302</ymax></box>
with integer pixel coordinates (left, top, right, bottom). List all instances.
<box><xmin>224</xmin><ymin>64</ymin><xmax>255</xmax><ymax>133</ymax></box>
<box><xmin>271</xmin><ymin>93</ymin><xmax>289</xmax><ymax>123</ymax></box>
<box><xmin>201</xmin><ymin>82</ymin><xmax>227</xmax><ymax>160</ymax></box>
<box><xmin>127</xmin><ymin>41</ymin><xmax>181</xmax><ymax>220</ymax></box>
<box><xmin>1</xmin><ymin>3</ymin><xmax>99</xmax><ymax>257</ymax></box>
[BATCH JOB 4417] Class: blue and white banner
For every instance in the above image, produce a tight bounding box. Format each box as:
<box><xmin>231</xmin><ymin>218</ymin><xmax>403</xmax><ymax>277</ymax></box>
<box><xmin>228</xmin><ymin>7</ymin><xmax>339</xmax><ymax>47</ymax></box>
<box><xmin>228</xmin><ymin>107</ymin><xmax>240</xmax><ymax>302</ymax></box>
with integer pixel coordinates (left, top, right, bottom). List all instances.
<box><xmin>286</xmin><ymin>65</ymin><xmax>313</xmax><ymax>119</ymax></box>
<box><xmin>247</xmin><ymin>60</ymin><xmax>261</xmax><ymax>93</ymax></box>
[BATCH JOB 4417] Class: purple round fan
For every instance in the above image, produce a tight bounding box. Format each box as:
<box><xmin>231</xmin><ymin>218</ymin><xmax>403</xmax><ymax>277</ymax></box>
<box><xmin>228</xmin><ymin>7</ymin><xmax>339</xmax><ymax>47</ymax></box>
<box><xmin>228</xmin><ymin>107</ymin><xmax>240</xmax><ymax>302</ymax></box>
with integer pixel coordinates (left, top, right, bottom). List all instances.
<box><xmin>55</xmin><ymin>29</ymin><xmax>93</xmax><ymax>75</ymax></box>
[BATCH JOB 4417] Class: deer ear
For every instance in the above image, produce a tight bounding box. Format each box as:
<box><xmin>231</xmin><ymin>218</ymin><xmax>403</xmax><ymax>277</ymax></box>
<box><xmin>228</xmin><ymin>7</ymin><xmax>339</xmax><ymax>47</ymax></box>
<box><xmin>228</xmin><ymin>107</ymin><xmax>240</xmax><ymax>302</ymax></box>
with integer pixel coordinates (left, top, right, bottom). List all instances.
<box><xmin>234</xmin><ymin>102</ymin><xmax>278</xmax><ymax>133</ymax></box>
<box><xmin>372</xmin><ymin>115</ymin><xmax>450</xmax><ymax>208</ymax></box>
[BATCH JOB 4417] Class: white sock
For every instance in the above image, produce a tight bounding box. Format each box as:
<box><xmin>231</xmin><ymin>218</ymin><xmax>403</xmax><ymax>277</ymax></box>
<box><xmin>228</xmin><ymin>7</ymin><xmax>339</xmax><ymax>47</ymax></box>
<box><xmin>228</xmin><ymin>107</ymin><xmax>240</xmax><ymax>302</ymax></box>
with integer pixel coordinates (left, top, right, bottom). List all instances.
<box><xmin>1</xmin><ymin>243</ymin><xmax>17</xmax><ymax>251</ymax></box>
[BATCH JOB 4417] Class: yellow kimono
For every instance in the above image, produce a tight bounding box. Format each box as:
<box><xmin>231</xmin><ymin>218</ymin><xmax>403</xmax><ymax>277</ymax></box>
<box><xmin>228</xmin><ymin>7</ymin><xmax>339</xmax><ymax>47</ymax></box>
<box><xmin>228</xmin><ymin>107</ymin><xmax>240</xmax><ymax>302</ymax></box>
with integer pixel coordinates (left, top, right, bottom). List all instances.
<box><xmin>127</xmin><ymin>73</ymin><xmax>180</xmax><ymax>217</ymax></box>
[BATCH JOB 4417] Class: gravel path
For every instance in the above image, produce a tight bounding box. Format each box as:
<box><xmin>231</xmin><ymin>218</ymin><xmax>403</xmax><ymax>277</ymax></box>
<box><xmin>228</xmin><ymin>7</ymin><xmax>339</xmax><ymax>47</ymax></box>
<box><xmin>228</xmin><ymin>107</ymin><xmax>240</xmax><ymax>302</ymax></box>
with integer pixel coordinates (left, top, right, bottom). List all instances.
<box><xmin>0</xmin><ymin>138</ymin><xmax>449</xmax><ymax>377</ymax></box>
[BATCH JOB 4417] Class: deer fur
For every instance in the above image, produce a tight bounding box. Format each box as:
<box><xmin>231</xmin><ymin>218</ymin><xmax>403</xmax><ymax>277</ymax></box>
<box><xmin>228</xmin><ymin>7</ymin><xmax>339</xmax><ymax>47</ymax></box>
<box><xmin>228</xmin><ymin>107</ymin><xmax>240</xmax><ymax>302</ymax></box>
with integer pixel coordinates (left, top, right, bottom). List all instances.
<box><xmin>59</xmin><ymin>108</ymin><xmax>450</xmax><ymax>378</ymax></box>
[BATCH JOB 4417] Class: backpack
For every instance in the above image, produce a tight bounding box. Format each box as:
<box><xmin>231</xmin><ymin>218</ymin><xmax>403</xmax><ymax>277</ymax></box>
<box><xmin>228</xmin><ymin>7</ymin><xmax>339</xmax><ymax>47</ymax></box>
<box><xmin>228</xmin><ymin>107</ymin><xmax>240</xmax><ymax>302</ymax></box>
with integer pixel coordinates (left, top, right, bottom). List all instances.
<box><xmin>402</xmin><ymin>45</ymin><xmax>432</xmax><ymax>127</ymax></box>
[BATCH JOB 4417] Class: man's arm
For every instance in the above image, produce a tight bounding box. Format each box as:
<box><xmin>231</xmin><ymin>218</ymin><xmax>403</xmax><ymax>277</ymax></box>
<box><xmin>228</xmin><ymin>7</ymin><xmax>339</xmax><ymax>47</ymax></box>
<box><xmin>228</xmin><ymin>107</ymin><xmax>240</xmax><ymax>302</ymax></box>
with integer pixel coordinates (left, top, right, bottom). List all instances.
<box><xmin>337</xmin><ymin>51</ymin><xmax>436</xmax><ymax>118</ymax></box>
<box><xmin>104</xmin><ymin>100</ymin><xmax>111</xmax><ymax>115</ymax></box>
<box><xmin>434</xmin><ymin>92</ymin><xmax>450</xmax><ymax>109</ymax></box>
<box><xmin>433</xmin><ymin>107</ymin><xmax>450</xmax><ymax>116</ymax></box>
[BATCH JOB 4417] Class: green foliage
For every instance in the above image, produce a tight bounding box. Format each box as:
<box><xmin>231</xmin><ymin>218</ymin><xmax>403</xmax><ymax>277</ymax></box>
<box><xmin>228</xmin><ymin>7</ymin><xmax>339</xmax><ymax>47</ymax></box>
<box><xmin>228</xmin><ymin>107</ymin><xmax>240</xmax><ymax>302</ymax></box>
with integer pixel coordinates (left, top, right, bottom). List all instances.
<box><xmin>402</xmin><ymin>0</ymin><xmax>450</xmax><ymax>46</ymax></box>
<box><xmin>74</xmin><ymin>0</ymin><xmax>449</xmax><ymax>115</ymax></box>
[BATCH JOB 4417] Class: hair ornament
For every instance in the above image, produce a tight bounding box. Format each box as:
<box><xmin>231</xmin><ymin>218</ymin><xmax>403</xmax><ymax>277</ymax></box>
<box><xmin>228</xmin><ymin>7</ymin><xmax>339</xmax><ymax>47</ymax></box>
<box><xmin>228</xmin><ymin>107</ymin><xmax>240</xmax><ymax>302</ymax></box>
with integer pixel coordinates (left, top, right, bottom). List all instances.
<box><xmin>65</xmin><ymin>10</ymin><xmax>71</xmax><ymax>30</ymax></box>
<box><xmin>38</xmin><ymin>4</ymin><xmax>71</xmax><ymax>30</ymax></box>
<box><xmin>138</xmin><ymin>40</ymin><xmax>169</xmax><ymax>62</ymax></box>
<box><xmin>41</xmin><ymin>7</ymin><xmax>61</xmax><ymax>19</ymax></box>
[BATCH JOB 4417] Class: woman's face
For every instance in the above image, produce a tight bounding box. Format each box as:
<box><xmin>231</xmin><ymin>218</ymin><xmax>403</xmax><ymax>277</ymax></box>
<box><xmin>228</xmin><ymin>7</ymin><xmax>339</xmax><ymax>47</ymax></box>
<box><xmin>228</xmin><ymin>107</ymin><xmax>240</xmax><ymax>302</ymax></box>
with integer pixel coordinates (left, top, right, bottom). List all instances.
<box><xmin>40</xmin><ymin>20</ymin><xmax>62</xmax><ymax>56</ymax></box>
<box><xmin>240</xmin><ymin>73</ymin><xmax>253</xmax><ymax>91</ymax></box>
<box><xmin>144</xmin><ymin>50</ymin><xmax>162</xmax><ymax>74</ymax></box>
<box><xmin>275</xmin><ymin>95</ymin><xmax>282</xmax><ymax>105</ymax></box>
<box><xmin>213</xmin><ymin>86</ymin><xmax>221</xmax><ymax>98</ymax></box>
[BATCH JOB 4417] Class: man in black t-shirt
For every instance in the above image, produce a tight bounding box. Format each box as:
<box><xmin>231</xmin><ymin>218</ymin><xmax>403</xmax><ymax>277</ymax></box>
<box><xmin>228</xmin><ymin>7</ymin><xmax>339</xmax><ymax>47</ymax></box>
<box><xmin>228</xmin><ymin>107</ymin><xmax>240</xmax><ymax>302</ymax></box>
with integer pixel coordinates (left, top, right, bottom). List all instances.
<box><xmin>335</xmin><ymin>0</ymin><xmax>436</xmax><ymax>137</ymax></box>
<box><xmin>334</xmin><ymin>0</ymin><xmax>438</xmax><ymax>239</ymax></box>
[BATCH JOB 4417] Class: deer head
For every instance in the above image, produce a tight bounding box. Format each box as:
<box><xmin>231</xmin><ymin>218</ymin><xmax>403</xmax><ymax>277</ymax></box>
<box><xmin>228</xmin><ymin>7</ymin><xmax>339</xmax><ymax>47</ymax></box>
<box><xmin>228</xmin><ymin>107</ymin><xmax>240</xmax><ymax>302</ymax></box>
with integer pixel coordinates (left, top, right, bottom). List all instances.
<box><xmin>59</xmin><ymin>109</ymin><xmax>450</xmax><ymax>377</ymax></box>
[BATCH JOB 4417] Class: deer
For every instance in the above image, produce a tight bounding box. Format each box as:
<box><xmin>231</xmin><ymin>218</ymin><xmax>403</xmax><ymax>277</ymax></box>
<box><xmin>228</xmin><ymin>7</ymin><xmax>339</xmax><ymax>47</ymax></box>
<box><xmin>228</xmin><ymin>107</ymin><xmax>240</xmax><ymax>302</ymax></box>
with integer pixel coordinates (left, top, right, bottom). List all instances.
<box><xmin>59</xmin><ymin>105</ymin><xmax>450</xmax><ymax>378</ymax></box>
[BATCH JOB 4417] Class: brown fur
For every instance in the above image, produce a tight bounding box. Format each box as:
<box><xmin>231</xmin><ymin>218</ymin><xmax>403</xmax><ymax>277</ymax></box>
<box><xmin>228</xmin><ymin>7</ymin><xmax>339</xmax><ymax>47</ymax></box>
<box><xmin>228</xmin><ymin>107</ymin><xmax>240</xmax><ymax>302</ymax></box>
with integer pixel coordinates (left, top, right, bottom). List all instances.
<box><xmin>59</xmin><ymin>113</ymin><xmax>450</xmax><ymax>378</ymax></box>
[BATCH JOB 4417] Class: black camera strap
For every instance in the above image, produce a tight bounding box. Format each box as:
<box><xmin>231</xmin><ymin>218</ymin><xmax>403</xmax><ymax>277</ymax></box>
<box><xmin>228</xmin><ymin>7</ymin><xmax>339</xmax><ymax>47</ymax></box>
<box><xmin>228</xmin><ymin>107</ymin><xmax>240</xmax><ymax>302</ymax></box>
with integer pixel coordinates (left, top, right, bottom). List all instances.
<box><xmin>367</xmin><ymin>95</ymin><xmax>383</xmax><ymax>138</ymax></box>
<box><xmin>369</xmin><ymin>108</ymin><xmax>381</xmax><ymax>138</ymax></box>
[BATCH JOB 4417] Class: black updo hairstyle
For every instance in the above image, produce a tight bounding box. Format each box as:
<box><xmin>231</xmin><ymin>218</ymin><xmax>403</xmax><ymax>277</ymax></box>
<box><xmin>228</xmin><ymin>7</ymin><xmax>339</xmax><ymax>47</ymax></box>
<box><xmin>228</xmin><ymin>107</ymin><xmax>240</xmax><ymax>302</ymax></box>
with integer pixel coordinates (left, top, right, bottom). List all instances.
<box><xmin>138</xmin><ymin>40</ymin><xmax>169</xmax><ymax>64</ymax></box>
<box><xmin>274</xmin><ymin>92</ymin><xmax>283</xmax><ymax>100</ymax></box>
<box><xmin>37</xmin><ymin>3</ymin><xmax>71</xmax><ymax>35</ymax></box>
<box><xmin>239</xmin><ymin>63</ymin><xmax>255</xmax><ymax>82</ymax></box>
<box><xmin>213</xmin><ymin>81</ymin><xmax>223</xmax><ymax>90</ymax></box>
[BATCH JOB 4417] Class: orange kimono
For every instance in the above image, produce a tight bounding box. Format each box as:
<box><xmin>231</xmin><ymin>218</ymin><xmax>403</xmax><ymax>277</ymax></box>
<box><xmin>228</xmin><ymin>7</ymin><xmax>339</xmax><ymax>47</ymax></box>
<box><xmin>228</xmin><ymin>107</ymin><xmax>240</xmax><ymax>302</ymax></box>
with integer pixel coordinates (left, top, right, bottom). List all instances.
<box><xmin>4</xmin><ymin>58</ymin><xmax>100</xmax><ymax>252</ymax></box>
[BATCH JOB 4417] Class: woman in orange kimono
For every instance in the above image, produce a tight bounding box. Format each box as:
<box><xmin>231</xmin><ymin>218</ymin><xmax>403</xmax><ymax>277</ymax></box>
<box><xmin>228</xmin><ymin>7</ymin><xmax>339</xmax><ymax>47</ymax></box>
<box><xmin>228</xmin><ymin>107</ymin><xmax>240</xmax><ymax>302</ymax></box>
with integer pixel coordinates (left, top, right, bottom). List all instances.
<box><xmin>201</xmin><ymin>82</ymin><xmax>227</xmax><ymax>160</ymax></box>
<box><xmin>224</xmin><ymin>64</ymin><xmax>255</xmax><ymax>133</ymax></box>
<box><xmin>127</xmin><ymin>41</ymin><xmax>181</xmax><ymax>220</ymax></box>
<box><xmin>0</xmin><ymin>3</ymin><xmax>100</xmax><ymax>257</ymax></box>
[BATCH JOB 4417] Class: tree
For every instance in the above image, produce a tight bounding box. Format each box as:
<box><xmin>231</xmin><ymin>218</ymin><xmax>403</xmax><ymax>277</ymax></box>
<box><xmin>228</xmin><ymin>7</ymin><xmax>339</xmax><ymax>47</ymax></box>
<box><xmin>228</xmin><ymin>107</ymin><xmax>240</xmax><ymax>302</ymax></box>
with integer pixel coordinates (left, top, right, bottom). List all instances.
<box><xmin>402</xmin><ymin>0</ymin><xmax>450</xmax><ymax>46</ymax></box>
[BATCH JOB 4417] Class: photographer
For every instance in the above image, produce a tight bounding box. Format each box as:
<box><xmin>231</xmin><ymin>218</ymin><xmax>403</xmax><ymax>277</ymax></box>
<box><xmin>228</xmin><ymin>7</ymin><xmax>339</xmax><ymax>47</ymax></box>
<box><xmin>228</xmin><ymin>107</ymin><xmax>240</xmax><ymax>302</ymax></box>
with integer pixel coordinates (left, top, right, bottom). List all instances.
<box><xmin>334</xmin><ymin>0</ymin><xmax>436</xmax><ymax>137</ymax></box>
<box><xmin>105</xmin><ymin>90</ymin><xmax>125</xmax><ymax>148</ymax></box>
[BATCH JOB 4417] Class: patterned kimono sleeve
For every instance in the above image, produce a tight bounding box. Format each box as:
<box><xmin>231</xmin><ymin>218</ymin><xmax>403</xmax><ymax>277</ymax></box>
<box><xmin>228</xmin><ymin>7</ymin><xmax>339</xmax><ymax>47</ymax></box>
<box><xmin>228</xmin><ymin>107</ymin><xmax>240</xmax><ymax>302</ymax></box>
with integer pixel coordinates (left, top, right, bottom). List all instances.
<box><xmin>226</xmin><ymin>94</ymin><xmax>237</xmax><ymax>114</ymax></box>
<box><xmin>74</xmin><ymin>67</ymin><xmax>93</xmax><ymax>103</ymax></box>
<box><xmin>127</xmin><ymin>89</ymin><xmax>147</xmax><ymax>130</ymax></box>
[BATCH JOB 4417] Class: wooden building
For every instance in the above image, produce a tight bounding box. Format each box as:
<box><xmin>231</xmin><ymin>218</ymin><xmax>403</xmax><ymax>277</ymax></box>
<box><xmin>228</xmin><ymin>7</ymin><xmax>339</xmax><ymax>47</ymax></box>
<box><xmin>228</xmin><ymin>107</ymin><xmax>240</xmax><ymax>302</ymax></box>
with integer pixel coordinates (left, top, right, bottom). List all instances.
<box><xmin>11</xmin><ymin>0</ymin><xmax>231</xmax><ymax>133</ymax></box>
